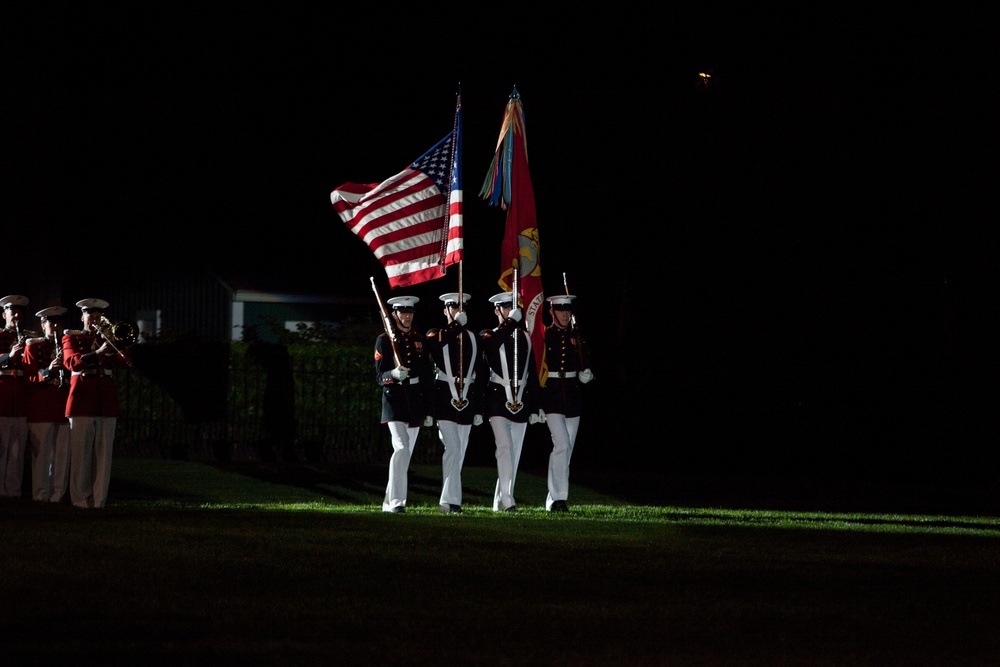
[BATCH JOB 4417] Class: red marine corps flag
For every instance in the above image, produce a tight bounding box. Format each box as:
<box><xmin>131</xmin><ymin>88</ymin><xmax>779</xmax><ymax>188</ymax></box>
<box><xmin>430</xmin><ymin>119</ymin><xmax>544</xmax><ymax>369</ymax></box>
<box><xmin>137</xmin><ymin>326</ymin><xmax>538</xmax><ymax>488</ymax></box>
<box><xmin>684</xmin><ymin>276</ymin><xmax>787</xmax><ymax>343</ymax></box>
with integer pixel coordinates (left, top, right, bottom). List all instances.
<box><xmin>331</xmin><ymin>97</ymin><xmax>463</xmax><ymax>288</ymax></box>
<box><xmin>480</xmin><ymin>87</ymin><xmax>547</xmax><ymax>384</ymax></box>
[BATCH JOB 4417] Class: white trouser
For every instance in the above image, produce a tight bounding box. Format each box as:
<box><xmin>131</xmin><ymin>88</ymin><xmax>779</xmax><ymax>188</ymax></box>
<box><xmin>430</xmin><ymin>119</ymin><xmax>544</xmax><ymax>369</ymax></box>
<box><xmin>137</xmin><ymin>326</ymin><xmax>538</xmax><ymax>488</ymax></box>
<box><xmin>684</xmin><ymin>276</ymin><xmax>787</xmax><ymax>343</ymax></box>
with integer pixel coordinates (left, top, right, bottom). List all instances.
<box><xmin>68</xmin><ymin>416</ymin><xmax>116</xmax><ymax>509</ymax></box>
<box><xmin>545</xmin><ymin>414</ymin><xmax>581</xmax><ymax>510</ymax></box>
<box><xmin>490</xmin><ymin>416</ymin><xmax>527</xmax><ymax>511</ymax></box>
<box><xmin>0</xmin><ymin>416</ymin><xmax>28</xmax><ymax>497</ymax></box>
<box><xmin>383</xmin><ymin>421</ymin><xmax>419</xmax><ymax>512</ymax></box>
<box><xmin>437</xmin><ymin>420</ymin><xmax>472</xmax><ymax>507</ymax></box>
<box><xmin>29</xmin><ymin>421</ymin><xmax>71</xmax><ymax>502</ymax></box>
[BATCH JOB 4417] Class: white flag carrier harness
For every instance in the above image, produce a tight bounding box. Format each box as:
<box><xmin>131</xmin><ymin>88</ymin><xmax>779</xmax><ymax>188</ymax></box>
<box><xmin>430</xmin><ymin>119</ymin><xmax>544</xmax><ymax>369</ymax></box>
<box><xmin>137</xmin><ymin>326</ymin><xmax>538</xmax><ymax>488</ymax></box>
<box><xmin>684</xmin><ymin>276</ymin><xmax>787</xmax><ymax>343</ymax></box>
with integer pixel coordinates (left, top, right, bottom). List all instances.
<box><xmin>490</xmin><ymin>332</ymin><xmax>531</xmax><ymax>414</ymax></box>
<box><xmin>439</xmin><ymin>332</ymin><xmax>477</xmax><ymax>410</ymax></box>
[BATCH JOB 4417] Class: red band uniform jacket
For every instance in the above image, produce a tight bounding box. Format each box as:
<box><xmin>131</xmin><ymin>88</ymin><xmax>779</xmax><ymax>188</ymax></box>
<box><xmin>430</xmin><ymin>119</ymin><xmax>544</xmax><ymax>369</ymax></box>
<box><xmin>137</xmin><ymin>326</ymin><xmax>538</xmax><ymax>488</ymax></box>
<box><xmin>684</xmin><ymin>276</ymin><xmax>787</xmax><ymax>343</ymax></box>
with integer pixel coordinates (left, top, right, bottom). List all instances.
<box><xmin>0</xmin><ymin>328</ymin><xmax>28</xmax><ymax>418</ymax></box>
<box><xmin>21</xmin><ymin>337</ymin><xmax>69</xmax><ymax>423</ymax></box>
<box><xmin>61</xmin><ymin>330</ymin><xmax>131</xmax><ymax>418</ymax></box>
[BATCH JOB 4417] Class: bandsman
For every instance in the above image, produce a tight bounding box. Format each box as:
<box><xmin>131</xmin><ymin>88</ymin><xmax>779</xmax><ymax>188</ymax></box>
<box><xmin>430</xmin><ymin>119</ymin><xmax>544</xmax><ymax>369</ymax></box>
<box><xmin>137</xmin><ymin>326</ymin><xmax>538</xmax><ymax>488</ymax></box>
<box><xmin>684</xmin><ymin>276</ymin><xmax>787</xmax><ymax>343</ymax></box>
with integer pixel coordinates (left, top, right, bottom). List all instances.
<box><xmin>0</xmin><ymin>294</ymin><xmax>31</xmax><ymax>498</ymax></box>
<box><xmin>63</xmin><ymin>298</ymin><xmax>132</xmax><ymax>509</ymax></box>
<box><xmin>22</xmin><ymin>306</ymin><xmax>72</xmax><ymax>502</ymax></box>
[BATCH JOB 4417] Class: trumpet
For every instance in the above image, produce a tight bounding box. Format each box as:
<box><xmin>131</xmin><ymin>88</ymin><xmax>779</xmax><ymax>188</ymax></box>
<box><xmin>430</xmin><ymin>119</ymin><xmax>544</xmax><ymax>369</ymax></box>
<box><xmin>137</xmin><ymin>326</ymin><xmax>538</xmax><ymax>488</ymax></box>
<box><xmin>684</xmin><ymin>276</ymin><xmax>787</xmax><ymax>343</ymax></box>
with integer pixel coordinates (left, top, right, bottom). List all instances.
<box><xmin>94</xmin><ymin>315</ymin><xmax>138</xmax><ymax>365</ymax></box>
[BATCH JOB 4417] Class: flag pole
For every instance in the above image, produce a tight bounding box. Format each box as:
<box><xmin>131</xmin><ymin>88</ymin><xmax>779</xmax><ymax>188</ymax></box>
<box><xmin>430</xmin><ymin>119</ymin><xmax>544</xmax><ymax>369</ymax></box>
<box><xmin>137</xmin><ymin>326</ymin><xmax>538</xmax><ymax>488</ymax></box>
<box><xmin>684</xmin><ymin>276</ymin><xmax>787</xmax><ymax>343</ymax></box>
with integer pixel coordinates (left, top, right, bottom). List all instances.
<box><xmin>511</xmin><ymin>257</ymin><xmax>520</xmax><ymax>409</ymax></box>
<box><xmin>508</xmin><ymin>88</ymin><xmax>521</xmax><ymax>408</ymax></box>
<box><xmin>456</xmin><ymin>259</ymin><xmax>465</xmax><ymax>397</ymax></box>
<box><xmin>452</xmin><ymin>89</ymin><xmax>465</xmax><ymax>393</ymax></box>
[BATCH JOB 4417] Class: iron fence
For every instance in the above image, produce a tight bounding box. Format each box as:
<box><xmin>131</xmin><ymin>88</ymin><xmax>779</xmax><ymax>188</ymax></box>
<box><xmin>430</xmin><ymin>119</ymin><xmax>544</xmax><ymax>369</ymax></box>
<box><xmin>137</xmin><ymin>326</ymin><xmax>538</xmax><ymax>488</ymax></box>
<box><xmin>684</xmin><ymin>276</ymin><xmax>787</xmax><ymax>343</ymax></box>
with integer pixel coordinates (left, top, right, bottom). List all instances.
<box><xmin>114</xmin><ymin>343</ymin><xmax>442</xmax><ymax>464</ymax></box>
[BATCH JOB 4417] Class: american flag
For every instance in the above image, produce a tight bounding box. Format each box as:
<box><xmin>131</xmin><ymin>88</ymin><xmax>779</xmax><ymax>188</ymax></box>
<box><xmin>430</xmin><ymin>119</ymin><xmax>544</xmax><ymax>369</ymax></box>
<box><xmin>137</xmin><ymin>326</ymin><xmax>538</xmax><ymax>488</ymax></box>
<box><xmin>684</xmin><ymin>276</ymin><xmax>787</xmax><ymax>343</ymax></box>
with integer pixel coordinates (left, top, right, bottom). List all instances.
<box><xmin>332</xmin><ymin>102</ymin><xmax>463</xmax><ymax>288</ymax></box>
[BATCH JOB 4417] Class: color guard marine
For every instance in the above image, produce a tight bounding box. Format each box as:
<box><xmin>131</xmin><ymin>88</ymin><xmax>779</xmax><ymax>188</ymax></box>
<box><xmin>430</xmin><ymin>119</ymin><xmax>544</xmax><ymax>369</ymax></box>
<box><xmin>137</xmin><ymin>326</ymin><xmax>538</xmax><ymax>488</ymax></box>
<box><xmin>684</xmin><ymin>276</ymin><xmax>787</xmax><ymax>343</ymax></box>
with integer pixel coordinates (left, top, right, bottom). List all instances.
<box><xmin>423</xmin><ymin>292</ymin><xmax>484</xmax><ymax>514</ymax></box>
<box><xmin>541</xmin><ymin>294</ymin><xmax>593</xmax><ymax>512</ymax></box>
<box><xmin>374</xmin><ymin>295</ymin><xmax>431</xmax><ymax>513</ymax></box>
<box><xmin>480</xmin><ymin>291</ymin><xmax>542</xmax><ymax>512</ymax></box>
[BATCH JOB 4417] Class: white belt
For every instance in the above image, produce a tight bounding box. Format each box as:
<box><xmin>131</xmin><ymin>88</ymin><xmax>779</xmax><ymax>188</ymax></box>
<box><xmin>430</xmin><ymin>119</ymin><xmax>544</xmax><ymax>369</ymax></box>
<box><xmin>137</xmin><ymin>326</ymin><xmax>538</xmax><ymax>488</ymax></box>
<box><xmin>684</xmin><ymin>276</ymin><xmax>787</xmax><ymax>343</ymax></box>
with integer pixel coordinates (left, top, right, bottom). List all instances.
<box><xmin>401</xmin><ymin>377</ymin><xmax>419</xmax><ymax>385</ymax></box>
<box><xmin>489</xmin><ymin>371</ymin><xmax>509</xmax><ymax>385</ymax></box>
<box><xmin>549</xmin><ymin>371</ymin><xmax>577</xmax><ymax>379</ymax></box>
<box><xmin>0</xmin><ymin>369</ymin><xmax>23</xmax><ymax>376</ymax></box>
<box><xmin>436</xmin><ymin>370</ymin><xmax>476</xmax><ymax>383</ymax></box>
<box><xmin>71</xmin><ymin>369</ymin><xmax>113</xmax><ymax>377</ymax></box>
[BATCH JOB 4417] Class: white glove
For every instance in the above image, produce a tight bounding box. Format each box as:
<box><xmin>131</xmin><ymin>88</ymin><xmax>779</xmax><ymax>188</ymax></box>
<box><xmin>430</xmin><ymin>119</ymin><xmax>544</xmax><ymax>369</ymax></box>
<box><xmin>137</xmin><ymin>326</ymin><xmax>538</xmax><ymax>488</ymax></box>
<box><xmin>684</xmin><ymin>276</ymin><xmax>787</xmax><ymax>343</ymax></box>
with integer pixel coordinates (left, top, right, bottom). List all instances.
<box><xmin>423</xmin><ymin>415</ymin><xmax>434</xmax><ymax>427</ymax></box>
<box><xmin>529</xmin><ymin>409</ymin><xmax>545</xmax><ymax>424</ymax></box>
<box><xmin>509</xmin><ymin>308</ymin><xmax>522</xmax><ymax>322</ymax></box>
<box><xmin>454</xmin><ymin>311</ymin><xmax>468</xmax><ymax>326</ymax></box>
<box><xmin>390</xmin><ymin>366</ymin><xmax>410</xmax><ymax>381</ymax></box>
<box><xmin>473</xmin><ymin>414</ymin><xmax>483</xmax><ymax>426</ymax></box>
<box><xmin>538</xmin><ymin>409</ymin><xmax>546</xmax><ymax>423</ymax></box>
<box><xmin>579</xmin><ymin>368</ymin><xmax>594</xmax><ymax>384</ymax></box>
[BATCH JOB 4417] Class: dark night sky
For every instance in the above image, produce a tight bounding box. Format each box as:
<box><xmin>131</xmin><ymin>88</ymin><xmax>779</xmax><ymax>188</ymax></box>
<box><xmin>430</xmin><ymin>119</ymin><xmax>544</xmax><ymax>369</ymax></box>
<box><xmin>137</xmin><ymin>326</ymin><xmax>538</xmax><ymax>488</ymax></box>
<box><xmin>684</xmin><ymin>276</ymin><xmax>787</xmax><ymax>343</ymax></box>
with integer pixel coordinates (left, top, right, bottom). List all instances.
<box><xmin>3</xmin><ymin>6</ymin><xmax>999</xmax><ymax>479</ymax></box>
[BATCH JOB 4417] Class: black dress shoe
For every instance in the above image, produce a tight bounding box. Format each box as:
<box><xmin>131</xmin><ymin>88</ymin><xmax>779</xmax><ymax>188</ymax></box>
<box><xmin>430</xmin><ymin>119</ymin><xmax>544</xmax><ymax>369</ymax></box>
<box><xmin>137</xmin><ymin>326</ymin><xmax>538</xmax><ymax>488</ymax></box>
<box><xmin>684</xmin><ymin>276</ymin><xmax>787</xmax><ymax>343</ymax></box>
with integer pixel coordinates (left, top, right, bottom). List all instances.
<box><xmin>438</xmin><ymin>504</ymin><xmax>463</xmax><ymax>514</ymax></box>
<box><xmin>503</xmin><ymin>505</ymin><xmax>518</xmax><ymax>513</ymax></box>
<box><xmin>550</xmin><ymin>500</ymin><xmax>569</xmax><ymax>512</ymax></box>
<box><xmin>389</xmin><ymin>506</ymin><xmax>405</xmax><ymax>513</ymax></box>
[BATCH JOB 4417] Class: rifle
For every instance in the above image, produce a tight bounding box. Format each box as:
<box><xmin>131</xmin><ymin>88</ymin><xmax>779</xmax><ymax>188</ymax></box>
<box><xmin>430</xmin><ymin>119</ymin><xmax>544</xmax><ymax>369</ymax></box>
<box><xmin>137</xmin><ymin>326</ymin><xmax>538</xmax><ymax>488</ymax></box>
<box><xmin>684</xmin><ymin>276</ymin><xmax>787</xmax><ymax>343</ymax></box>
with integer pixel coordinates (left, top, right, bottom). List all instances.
<box><xmin>370</xmin><ymin>277</ymin><xmax>402</xmax><ymax>366</ymax></box>
<box><xmin>562</xmin><ymin>272</ymin><xmax>585</xmax><ymax>369</ymax></box>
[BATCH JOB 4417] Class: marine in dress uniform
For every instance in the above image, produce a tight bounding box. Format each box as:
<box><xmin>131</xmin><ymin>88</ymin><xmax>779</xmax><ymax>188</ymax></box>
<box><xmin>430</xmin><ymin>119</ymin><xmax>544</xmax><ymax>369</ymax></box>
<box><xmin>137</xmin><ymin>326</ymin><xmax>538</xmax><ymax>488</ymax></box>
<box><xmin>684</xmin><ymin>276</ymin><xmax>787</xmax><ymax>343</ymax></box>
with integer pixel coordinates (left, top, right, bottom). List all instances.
<box><xmin>424</xmin><ymin>292</ymin><xmax>484</xmax><ymax>514</ymax></box>
<box><xmin>63</xmin><ymin>298</ymin><xmax>132</xmax><ymax>509</ymax></box>
<box><xmin>22</xmin><ymin>306</ymin><xmax>71</xmax><ymax>502</ymax></box>
<box><xmin>541</xmin><ymin>295</ymin><xmax>593</xmax><ymax>512</ymax></box>
<box><xmin>0</xmin><ymin>295</ymin><xmax>31</xmax><ymax>497</ymax></box>
<box><xmin>480</xmin><ymin>292</ymin><xmax>543</xmax><ymax>512</ymax></box>
<box><xmin>375</xmin><ymin>295</ymin><xmax>431</xmax><ymax>513</ymax></box>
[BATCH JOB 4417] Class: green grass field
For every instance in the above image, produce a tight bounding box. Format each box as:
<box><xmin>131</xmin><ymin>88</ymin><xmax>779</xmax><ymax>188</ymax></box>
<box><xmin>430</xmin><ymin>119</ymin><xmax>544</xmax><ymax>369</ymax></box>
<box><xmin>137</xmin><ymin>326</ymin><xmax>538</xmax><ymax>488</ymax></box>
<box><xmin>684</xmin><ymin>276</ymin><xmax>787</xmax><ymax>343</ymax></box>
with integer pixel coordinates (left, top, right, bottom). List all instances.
<box><xmin>3</xmin><ymin>458</ymin><xmax>1000</xmax><ymax>665</ymax></box>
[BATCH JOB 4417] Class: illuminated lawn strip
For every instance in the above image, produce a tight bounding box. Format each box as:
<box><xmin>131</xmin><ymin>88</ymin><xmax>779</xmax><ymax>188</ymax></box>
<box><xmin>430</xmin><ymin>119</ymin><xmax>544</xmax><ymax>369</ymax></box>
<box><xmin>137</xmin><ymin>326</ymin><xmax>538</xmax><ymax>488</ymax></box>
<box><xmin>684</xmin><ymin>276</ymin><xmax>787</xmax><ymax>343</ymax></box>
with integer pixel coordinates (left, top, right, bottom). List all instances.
<box><xmin>132</xmin><ymin>498</ymin><xmax>1000</xmax><ymax>537</ymax></box>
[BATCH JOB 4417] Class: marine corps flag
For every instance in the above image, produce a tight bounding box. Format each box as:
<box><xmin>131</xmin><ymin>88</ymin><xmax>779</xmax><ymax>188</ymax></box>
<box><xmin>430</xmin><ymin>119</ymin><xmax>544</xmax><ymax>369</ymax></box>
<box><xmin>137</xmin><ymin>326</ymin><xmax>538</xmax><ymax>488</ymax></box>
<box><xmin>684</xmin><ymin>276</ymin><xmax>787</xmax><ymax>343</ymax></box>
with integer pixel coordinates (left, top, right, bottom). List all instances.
<box><xmin>331</xmin><ymin>97</ymin><xmax>463</xmax><ymax>288</ymax></box>
<box><xmin>480</xmin><ymin>88</ymin><xmax>546</xmax><ymax>384</ymax></box>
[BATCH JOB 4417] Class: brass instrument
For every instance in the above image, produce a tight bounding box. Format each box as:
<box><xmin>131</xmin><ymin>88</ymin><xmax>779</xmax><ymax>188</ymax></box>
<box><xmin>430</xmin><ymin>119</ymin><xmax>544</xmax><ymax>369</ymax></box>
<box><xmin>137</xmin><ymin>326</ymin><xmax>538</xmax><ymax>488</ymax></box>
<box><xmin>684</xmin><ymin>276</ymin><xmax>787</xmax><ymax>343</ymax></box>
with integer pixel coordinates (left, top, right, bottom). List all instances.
<box><xmin>6</xmin><ymin>322</ymin><xmax>36</xmax><ymax>371</ymax></box>
<box><xmin>94</xmin><ymin>315</ymin><xmax>138</xmax><ymax>366</ymax></box>
<box><xmin>12</xmin><ymin>323</ymin><xmax>39</xmax><ymax>349</ymax></box>
<box><xmin>13</xmin><ymin>321</ymin><xmax>36</xmax><ymax>345</ymax></box>
<box><xmin>52</xmin><ymin>333</ymin><xmax>66</xmax><ymax>388</ymax></box>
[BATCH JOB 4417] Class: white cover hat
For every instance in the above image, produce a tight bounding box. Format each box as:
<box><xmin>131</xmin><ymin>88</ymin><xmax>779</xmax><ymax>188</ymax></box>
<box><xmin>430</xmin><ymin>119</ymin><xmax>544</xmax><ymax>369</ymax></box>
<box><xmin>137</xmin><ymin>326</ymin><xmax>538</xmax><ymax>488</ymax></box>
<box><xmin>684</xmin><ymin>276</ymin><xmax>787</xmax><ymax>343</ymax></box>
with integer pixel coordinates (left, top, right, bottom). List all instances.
<box><xmin>439</xmin><ymin>293</ymin><xmax>472</xmax><ymax>307</ymax></box>
<box><xmin>546</xmin><ymin>295</ymin><xmax>576</xmax><ymax>308</ymax></box>
<box><xmin>488</xmin><ymin>292</ymin><xmax>515</xmax><ymax>307</ymax></box>
<box><xmin>36</xmin><ymin>306</ymin><xmax>68</xmax><ymax>320</ymax></box>
<box><xmin>0</xmin><ymin>295</ymin><xmax>29</xmax><ymax>309</ymax></box>
<box><xmin>386</xmin><ymin>296</ymin><xmax>419</xmax><ymax>312</ymax></box>
<box><xmin>76</xmin><ymin>298</ymin><xmax>110</xmax><ymax>311</ymax></box>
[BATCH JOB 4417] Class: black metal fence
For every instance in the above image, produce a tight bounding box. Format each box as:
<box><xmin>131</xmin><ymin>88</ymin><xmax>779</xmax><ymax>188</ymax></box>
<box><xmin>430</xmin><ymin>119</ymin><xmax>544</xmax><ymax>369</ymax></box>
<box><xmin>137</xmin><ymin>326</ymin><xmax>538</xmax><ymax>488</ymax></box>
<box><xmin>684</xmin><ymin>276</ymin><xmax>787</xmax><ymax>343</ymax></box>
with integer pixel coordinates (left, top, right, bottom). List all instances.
<box><xmin>114</xmin><ymin>342</ymin><xmax>442</xmax><ymax>464</ymax></box>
